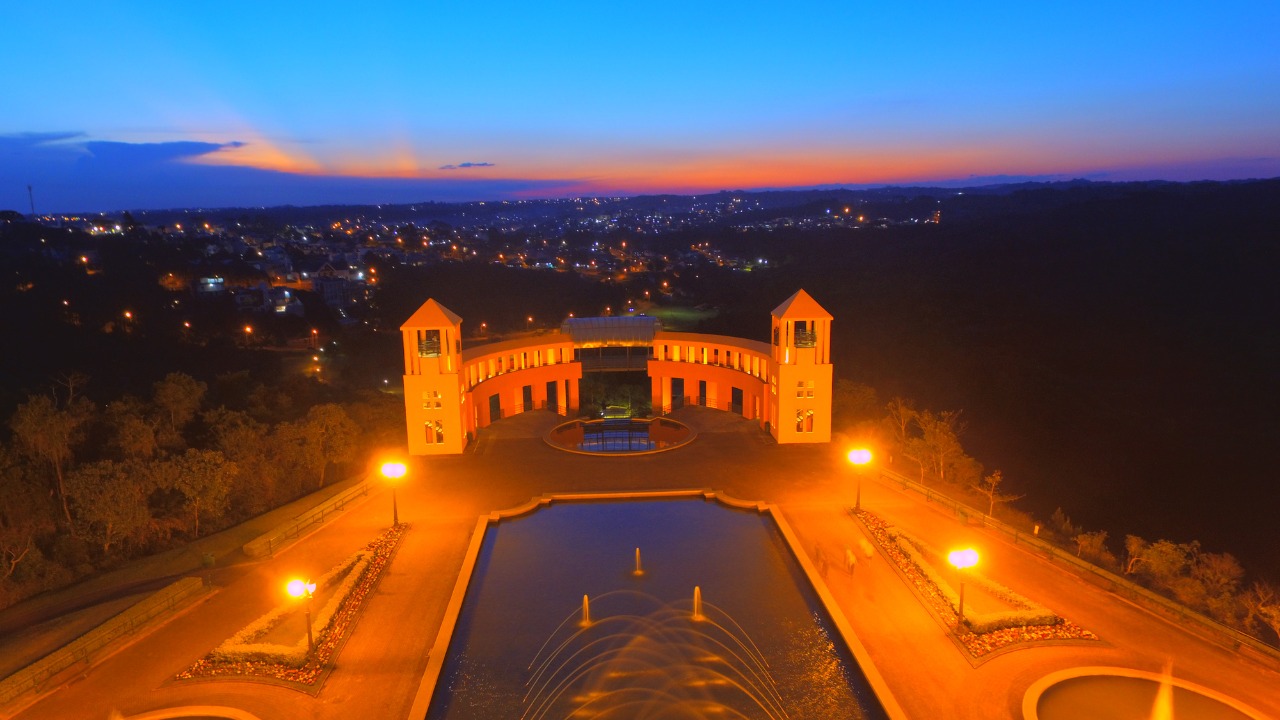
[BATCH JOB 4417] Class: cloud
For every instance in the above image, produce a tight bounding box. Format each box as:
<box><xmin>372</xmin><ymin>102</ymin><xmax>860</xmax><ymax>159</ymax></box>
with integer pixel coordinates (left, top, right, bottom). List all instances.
<box><xmin>439</xmin><ymin>161</ymin><xmax>495</xmax><ymax>170</ymax></box>
<box><xmin>1</xmin><ymin>133</ymin><xmax>574</xmax><ymax>212</ymax></box>
<box><xmin>0</xmin><ymin>132</ymin><xmax>89</xmax><ymax>163</ymax></box>
<box><xmin>78</xmin><ymin>139</ymin><xmax>244</xmax><ymax>167</ymax></box>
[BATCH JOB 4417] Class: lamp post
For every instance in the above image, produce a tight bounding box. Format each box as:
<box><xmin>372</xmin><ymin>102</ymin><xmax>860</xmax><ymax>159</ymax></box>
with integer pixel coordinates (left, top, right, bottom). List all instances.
<box><xmin>380</xmin><ymin>461</ymin><xmax>407</xmax><ymax>526</ymax></box>
<box><xmin>286</xmin><ymin>578</ymin><xmax>317</xmax><ymax>657</ymax></box>
<box><xmin>947</xmin><ymin>548</ymin><xmax>979</xmax><ymax>628</ymax></box>
<box><xmin>847</xmin><ymin>448</ymin><xmax>872</xmax><ymax>511</ymax></box>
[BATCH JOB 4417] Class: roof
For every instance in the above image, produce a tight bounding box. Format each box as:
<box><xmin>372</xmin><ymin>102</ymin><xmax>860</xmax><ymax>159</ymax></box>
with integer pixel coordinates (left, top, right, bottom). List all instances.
<box><xmin>401</xmin><ymin>298</ymin><xmax>463</xmax><ymax>329</ymax></box>
<box><xmin>771</xmin><ymin>289</ymin><xmax>832</xmax><ymax>320</ymax></box>
<box><xmin>561</xmin><ymin>316</ymin><xmax>661</xmax><ymax>347</ymax></box>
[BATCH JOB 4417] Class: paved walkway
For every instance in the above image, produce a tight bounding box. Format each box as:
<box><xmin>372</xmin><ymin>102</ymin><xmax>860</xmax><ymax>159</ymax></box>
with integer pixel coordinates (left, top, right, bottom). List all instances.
<box><xmin>5</xmin><ymin>407</ymin><xmax>1279</xmax><ymax>719</ymax></box>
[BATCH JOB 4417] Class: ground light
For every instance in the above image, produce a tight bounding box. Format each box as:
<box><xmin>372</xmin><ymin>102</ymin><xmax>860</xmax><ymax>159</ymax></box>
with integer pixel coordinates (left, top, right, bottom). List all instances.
<box><xmin>286</xmin><ymin>578</ymin><xmax>317</xmax><ymax>657</ymax></box>
<box><xmin>381</xmin><ymin>461</ymin><xmax>407</xmax><ymax>526</ymax></box>
<box><xmin>948</xmin><ymin>548</ymin><xmax>980</xmax><ymax>627</ymax></box>
<box><xmin>847</xmin><ymin>448</ymin><xmax>872</xmax><ymax>510</ymax></box>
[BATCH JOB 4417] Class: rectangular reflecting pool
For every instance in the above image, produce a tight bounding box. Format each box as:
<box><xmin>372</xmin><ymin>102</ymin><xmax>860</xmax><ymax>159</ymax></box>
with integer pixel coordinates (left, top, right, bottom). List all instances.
<box><xmin>423</xmin><ymin>497</ymin><xmax>891</xmax><ymax>719</ymax></box>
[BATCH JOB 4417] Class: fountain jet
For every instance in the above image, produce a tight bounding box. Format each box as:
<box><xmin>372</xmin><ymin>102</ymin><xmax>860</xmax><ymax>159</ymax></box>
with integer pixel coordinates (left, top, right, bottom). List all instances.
<box><xmin>693</xmin><ymin>586</ymin><xmax>704</xmax><ymax>621</ymax></box>
<box><xmin>580</xmin><ymin>595</ymin><xmax>591</xmax><ymax>627</ymax></box>
<box><xmin>1151</xmin><ymin>662</ymin><xmax>1174</xmax><ymax>720</ymax></box>
<box><xmin>633</xmin><ymin>548</ymin><xmax>644</xmax><ymax>576</ymax></box>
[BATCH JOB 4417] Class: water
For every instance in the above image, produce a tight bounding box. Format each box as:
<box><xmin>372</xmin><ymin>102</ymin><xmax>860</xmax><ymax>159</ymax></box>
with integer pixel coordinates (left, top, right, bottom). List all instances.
<box><xmin>1036</xmin><ymin>674</ymin><xmax>1257</xmax><ymax>720</ymax></box>
<box><xmin>425</xmin><ymin>499</ymin><xmax>887</xmax><ymax>719</ymax></box>
<box><xmin>546</xmin><ymin>418</ymin><xmax>692</xmax><ymax>454</ymax></box>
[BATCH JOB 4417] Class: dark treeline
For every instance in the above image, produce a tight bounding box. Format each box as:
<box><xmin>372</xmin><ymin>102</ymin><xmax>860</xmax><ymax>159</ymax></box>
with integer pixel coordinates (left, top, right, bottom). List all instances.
<box><xmin>662</xmin><ymin>181</ymin><xmax>1279</xmax><ymax>586</ymax></box>
<box><xmin>0</xmin><ymin>369</ymin><xmax>402</xmax><ymax>609</ymax></box>
<box><xmin>831</xmin><ymin>381</ymin><xmax>1280</xmax><ymax>645</ymax></box>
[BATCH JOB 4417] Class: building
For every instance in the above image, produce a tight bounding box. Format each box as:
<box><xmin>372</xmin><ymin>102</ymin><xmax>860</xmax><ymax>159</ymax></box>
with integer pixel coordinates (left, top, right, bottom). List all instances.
<box><xmin>400</xmin><ymin>289</ymin><xmax>833</xmax><ymax>454</ymax></box>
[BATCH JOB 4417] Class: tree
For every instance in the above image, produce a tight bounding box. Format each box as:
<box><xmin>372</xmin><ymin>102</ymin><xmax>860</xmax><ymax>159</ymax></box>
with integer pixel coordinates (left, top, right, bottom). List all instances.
<box><xmin>972</xmin><ymin>470</ymin><xmax>1023</xmax><ymax>516</ymax></box>
<box><xmin>152</xmin><ymin>372</ymin><xmax>207</xmax><ymax>439</ymax></box>
<box><xmin>104</xmin><ymin>396</ymin><xmax>159</xmax><ymax>460</ymax></box>
<box><xmin>344</xmin><ymin>393</ymin><xmax>408</xmax><ymax>450</ymax></box>
<box><xmin>1242</xmin><ymin>582</ymin><xmax>1280</xmax><ymax>644</ymax></box>
<box><xmin>883</xmin><ymin>397</ymin><xmax>916</xmax><ymax>458</ymax></box>
<box><xmin>9</xmin><ymin>393</ymin><xmax>93</xmax><ymax>526</ymax></box>
<box><xmin>157</xmin><ymin>449</ymin><xmax>235</xmax><ymax>538</ymax></box>
<box><xmin>299</xmin><ymin>404</ymin><xmax>359</xmax><ymax>488</ymax></box>
<box><xmin>1131</xmin><ymin>539</ymin><xmax>1199</xmax><ymax>592</ymax></box>
<box><xmin>54</xmin><ymin>371</ymin><xmax>91</xmax><ymax>406</ymax></box>
<box><xmin>1191</xmin><ymin>552</ymin><xmax>1245</xmax><ymax>621</ymax></box>
<box><xmin>916</xmin><ymin>410</ymin><xmax>966</xmax><ymax>483</ymax></box>
<box><xmin>579</xmin><ymin>375</ymin><xmax>607</xmax><ymax>415</ymax></box>
<box><xmin>203</xmin><ymin>407</ymin><xmax>281</xmax><ymax>515</ymax></box>
<box><xmin>1124</xmin><ymin>535</ymin><xmax>1146</xmax><ymax>574</ymax></box>
<box><xmin>833</xmin><ymin>380</ymin><xmax>879</xmax><ymax>427</ymax></box>
<box><xmin>0</xmin><ymin>529</ymin><xmax>33</xmax><ymax>583</ymax></box>
<box><xmin>902</xmin><ymin>436</ymin><xmax>930</xmax><ymax>481</ymax></box>
<box><xmin>1074</xmin><ymin>531</ymin><xmax>1112</xmax><ymax>565</ymax></box>
<box><xmin>0</xmin><ymin>448</ymin><xmax>51</xmax><ymax>581</ymax></box>
<box><xmin>64</xmin><ymin>460</ymin><xmax>151</xmax><ymax>555</ymax></box>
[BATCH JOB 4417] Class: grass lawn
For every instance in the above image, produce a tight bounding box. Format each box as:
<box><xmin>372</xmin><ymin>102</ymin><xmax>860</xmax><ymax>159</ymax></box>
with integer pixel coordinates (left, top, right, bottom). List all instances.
<box><xmin>643</xmin><ymin>304</ymin><xmax>719</xmax><ymax>331</ymax></box>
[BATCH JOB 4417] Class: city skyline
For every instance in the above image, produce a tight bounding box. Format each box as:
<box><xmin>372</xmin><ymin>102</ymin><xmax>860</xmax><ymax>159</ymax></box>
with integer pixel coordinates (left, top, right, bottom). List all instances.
<box><xmin>5</xmin><ymin>1</ymin><xmax>1279</xmax><ymax>212</ymax></box>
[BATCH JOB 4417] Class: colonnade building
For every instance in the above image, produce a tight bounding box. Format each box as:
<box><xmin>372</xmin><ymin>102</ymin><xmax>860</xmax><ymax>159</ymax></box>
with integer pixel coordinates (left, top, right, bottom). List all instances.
<box><xmin>400</xmin><ymin>289</ymin><xmax>833</xmax><ymax>454</ymax></box>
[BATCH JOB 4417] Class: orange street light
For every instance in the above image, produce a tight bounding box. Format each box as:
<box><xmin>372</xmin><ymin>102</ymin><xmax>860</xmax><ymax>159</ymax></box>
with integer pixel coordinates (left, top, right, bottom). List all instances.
<box><xmin>380</xmin><ymin>461</ymin><xmax>407</xmax><ymax>526</ymax></box>
<box><xmin>948</xmin><ymin>548</ymin><xmax>979</xmax><ymax>627</ymax></box>
<box><xmin>286</xmin><ymin>578</ymin><xmax>317</xmax><ymax>657</ymax></box>
<box><xmin>847</xmin><ymin>448</ymin><xmax>872</xmax><ymax>510</ymax></box>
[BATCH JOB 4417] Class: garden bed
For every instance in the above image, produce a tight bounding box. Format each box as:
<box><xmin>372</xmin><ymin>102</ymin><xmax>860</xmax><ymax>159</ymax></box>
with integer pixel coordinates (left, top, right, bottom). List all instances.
<box><xmin>176</xmin><ymin>523</ymin><xmax>407</xmax><ymax>688</ymax></box>
<box><xmin>854</xmin><ymin>510</ymin><xmax>1097</xmax><ymax>659</ymax></box>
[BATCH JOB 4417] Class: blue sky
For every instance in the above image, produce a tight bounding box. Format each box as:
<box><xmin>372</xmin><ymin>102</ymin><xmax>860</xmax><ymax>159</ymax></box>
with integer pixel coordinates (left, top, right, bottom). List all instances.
<box><xmin>4</xmin><ymin>1</ymin><xmax>1279</xmax><ymax>212</ymax></box>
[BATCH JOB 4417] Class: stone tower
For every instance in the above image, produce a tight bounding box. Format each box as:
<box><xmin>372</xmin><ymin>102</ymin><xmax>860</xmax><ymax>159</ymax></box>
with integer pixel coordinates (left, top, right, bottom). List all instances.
<box><xmin>769</xmin><ymin>289</ymin><xmax>833</xmax><ymax>443</ymax></box>
<box><xmin>400</xmin><ymin>298</ymin><xmax>469</xmax><ymax>454</ymax></box>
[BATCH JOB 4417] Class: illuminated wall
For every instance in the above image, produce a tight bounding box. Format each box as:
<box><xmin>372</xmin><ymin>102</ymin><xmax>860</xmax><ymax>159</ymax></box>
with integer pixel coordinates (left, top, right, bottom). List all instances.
<box><xmin>401</xmin><ymin>300</ymin><xmax>468</xmax><ymax>455</ymax></box>
<box><xmin>400</xmin><ymin>290</ymin><xmax>834</xmax><ymax>454</ymax></box>
<box><xmin>768</xmin><ymin>290</ymin><xmax>834</xmax><ymax>444</ymax></box>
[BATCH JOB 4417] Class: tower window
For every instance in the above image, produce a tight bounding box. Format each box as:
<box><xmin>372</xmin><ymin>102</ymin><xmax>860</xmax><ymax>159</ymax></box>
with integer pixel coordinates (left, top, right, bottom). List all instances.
<box><xmin>794</xmin><ymin>321</ymin><xmax>816</xmax><ymax>348</ymax></box>
<box><xmin>418</xmin><ymin>329</ymin><xmax>441</xmax><ymax>357</ymax></box>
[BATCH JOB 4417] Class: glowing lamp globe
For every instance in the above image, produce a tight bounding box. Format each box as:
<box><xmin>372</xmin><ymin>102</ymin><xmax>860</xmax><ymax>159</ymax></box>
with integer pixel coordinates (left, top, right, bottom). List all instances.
<box><xmin>286</xmin><ymin>579</ymin><xmax>315</xmax><ymax>598</ymax></box>
<box><xmin>847</xmin><ymin>448</ymin><xmax>873</xmax><ymax>466</ymax></box>
<box><xmin>380</xmin><ymin>462</ymin><xmax>407</xmax><ymax>481</ymax></box>
<box><xmin>948</xmin><ymin>548</ymin><xmax>979</xmax><ymax>570</ymax></box>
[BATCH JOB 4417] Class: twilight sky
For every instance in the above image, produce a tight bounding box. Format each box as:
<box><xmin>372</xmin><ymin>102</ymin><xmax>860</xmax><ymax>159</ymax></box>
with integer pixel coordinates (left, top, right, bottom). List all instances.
<box><xmin>4</xmin><ymin>1</ymin><xmax>1279</xmax><ymax>212</ymax></box>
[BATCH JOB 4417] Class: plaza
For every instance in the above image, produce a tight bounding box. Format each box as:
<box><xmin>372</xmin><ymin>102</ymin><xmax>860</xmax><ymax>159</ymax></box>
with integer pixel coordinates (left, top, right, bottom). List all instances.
<box><xmin>3</xmin><ymin>405</ymin><xmax>1278</xmax><ymax>719</ymax></box>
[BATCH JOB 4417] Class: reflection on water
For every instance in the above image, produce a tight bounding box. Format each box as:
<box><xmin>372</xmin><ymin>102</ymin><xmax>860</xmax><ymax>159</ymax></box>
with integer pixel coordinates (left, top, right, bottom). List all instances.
<box><xmin>426</xmin><ymin>500</ymin><xmax>886</xmax><ymax>719</ymax></box>
<box><xmin>546</xmin><ymin>418</ymin><xmax>691</xmax><ymax>454</ymax></box>
<box><xmin>524</xmin><ymin>590</ymin><xmax>787</xmax><ymax>719</ymax></box>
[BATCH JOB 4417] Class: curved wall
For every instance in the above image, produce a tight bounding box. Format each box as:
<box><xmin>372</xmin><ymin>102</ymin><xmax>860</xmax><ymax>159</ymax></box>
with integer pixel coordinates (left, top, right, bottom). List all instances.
<box><xmin>401</xmin><ymin>291</ymin><xmax>833</xmax><ymax>454</ymax></box>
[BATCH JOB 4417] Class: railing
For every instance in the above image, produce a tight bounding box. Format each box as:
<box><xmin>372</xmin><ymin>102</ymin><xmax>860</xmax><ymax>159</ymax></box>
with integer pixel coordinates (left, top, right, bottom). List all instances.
<box><xmin>873</xmin><ymin>466</ymin><xmax>1280</xmax><ymax>664</ymax></box>
<box><xmin>658</xmin><ymin>396</ymin><xmax>705</xmax><ymax>415</ymax></box>
<box><xmin>418</xmin><ymin>338</ymin><xmax>441</xmax><ymax>357</ymax></box>
<box><xmin>488</xmin><ymin>401</ymin><xmax>570</xmax><ymax>422</ymax></box>
<box><xmin>577</xmin><ymin>356</ymin><xmax>650</xmax><ymax>372</ymax></box>
<box><xmin>794</xmin><ymin>330</ymin><xmax>817</xmax><ymax>348</ymax></box>
<box><xmin>0</xmin><ymin>577</ymin><xmax>205</xmax><ymax>705</ymax></box>
<box><xmin>242</xmin><ymin>480</ymin><xmax>371</xmax><ymax>558</ymax></box>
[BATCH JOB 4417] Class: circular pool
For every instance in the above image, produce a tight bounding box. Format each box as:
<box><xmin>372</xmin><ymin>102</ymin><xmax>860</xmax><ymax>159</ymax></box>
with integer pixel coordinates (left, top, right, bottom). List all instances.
<box><xmin>1023</xmin><ymin>667</ymin><xmax>1268</xmax><ymax>720</ymax></box>
<box><xmin>545</xmin><ymin>417</ymin><xmax>693</xmax><ymax>455</ymax></box>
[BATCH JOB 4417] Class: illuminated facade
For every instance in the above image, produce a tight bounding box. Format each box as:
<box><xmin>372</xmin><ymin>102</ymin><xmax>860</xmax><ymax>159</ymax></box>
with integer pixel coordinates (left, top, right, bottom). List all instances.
<box><xmin>400</xmin><ymin>290</ymin><xmax>833</xmax><ymax>455</ymax></box>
